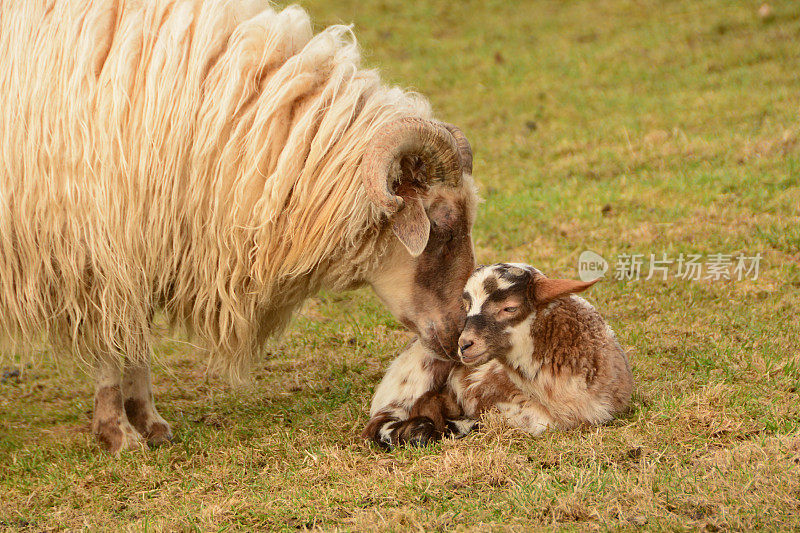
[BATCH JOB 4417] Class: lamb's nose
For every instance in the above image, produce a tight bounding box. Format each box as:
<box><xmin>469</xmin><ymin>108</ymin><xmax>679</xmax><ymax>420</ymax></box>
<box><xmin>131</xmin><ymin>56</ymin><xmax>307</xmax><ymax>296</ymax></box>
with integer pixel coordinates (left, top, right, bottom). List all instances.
<box><xmin>459</xmin><ymin>340</ymin><xmax>474</xmax><ymax>353</ymax></box>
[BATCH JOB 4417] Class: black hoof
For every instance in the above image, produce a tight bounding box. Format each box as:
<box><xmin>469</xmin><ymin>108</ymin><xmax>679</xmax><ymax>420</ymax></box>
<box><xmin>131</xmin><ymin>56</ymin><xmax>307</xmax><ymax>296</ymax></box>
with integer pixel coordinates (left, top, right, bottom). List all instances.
<box><xmin>398</xmin><ymin>417</ymin><xmax>441</xmax><ymax>447</ymax></box>
<box><xmin>444</xmin><ymin>418</ymin><xmax>477</xmax><ymax>439</ymax></box>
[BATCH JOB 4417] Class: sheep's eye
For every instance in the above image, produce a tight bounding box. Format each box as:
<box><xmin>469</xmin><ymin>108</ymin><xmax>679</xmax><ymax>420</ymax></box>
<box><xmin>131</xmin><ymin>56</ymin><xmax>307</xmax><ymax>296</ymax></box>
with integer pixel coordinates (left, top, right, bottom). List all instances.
<box><xmin>503</xmin><ymin>306</ymin><xmax>518</xmax><ymax>313</ymax></box>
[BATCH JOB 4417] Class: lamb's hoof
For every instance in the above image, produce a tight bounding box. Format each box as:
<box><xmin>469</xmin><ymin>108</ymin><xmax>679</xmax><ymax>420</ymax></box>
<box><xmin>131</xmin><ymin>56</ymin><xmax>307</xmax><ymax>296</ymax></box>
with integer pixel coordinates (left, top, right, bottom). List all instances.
<box><xmin>93</xmin><ymin>418</ymin><xmax>146</xmax><ymax>454</ymax></box>
<box><xmin>362</xmin><ymin>415</ymin><xmax>444</xmax><ymax>449</ymax></box>
<box><xmin>444</xmin><ymin>418</ymin><xmax>478</xmax><ymax>439</ymax></box>
<box><xmin>362</xmin><ymin>413</ymin><xmax>398</xmax><ymax>449</ymax></box>
<box><xmin>396</xmin><ymin>416</ymin><xmax>441</xmax><ymax>447</ymax></box>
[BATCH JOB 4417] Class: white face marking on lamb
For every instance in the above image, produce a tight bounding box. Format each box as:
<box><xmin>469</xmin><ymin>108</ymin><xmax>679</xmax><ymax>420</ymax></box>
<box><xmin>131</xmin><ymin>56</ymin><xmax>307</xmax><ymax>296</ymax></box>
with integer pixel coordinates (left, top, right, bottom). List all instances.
<box><xmin>462</xmin><ymin>263</ymin><xmax>534</xmax><ymax>317</ymax></box>
<box><xmin>462</xmin><ymin>267</ymin><xmax>500</xmax><ymax>316</ymax></box>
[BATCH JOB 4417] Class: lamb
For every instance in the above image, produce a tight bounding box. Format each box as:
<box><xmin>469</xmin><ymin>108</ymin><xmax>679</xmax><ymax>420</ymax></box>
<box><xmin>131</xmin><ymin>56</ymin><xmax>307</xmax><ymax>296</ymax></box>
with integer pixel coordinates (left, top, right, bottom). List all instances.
<box><xmin>452</xmin><ymin>263</ymin><xmax>633</xmax><ymax>433</ymax></box>
<box><xmin>0</xmin><ymin>1</ymin><xmax>478</xmax><ymax>452</ymax></box>
<box><xmin>363</xmin><ymin>263</ymin><xmax>633</xmax><ymax>446</ymax></box>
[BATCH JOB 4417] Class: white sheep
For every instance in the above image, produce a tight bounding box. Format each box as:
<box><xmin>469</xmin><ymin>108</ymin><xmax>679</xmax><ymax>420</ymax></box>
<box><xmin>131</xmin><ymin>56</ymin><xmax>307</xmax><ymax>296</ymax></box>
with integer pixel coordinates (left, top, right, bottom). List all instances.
<box><xmin>0</xmin><ymin>0</ymin><xmax>477</xmax><ymax>452</ymax></box>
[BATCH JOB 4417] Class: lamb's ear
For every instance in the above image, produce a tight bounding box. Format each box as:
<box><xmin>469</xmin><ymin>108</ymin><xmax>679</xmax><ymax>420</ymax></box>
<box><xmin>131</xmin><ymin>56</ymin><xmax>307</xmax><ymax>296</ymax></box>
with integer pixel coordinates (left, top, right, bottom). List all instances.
<box><xmin>391</xmin><ymin>194</ymin><xmax>430</xmax><ymax>257</ymax></box>
<box><xmin>531</xmin><ymin>276</ymin><xmax>599</xmax><ymax>303</ymax></box>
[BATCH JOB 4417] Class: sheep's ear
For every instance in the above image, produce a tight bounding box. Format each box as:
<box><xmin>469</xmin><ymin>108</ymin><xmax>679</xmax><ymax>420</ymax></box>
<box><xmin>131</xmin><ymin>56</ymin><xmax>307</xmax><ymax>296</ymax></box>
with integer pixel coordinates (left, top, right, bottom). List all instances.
<box><xmin>390</xmin><ymin>160</ymin><xmax>431</xmax><ymax>257</ymax></box>
<box><xmin>531</xmin><ymin>276</ymin><xmax>598</xmax><ymax>303</ymax></box>
<box><xmin>391</xmin><ymin>195</ymin><xmax>430</xmax><ymax>257</ymax></box>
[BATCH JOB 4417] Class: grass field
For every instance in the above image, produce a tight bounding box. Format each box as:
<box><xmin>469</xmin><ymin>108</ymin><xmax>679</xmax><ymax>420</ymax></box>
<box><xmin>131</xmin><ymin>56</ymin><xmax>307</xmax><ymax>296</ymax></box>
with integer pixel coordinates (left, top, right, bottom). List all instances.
<box><xmin>2</xmin><ymin>0</ymin><xmax>799</xmax><ymax>530</ymax></box>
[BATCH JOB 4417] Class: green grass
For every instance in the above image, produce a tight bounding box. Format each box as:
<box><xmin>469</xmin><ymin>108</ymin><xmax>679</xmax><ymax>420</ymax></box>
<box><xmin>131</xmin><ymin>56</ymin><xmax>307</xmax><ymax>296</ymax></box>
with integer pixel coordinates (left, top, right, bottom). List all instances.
<box><xmin>2</xmin><ymin>0</ymin><xmax>800</xmax><ymax>530</ymax></box>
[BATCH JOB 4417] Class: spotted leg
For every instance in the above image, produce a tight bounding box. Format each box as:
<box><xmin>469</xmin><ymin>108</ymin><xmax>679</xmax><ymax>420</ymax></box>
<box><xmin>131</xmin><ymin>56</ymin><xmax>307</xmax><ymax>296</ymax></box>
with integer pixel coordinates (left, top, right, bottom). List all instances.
<box><xmin>92</xmin><ymin>354</ymin><xmax>145</xmax><ymax>453</ymax></box>
<box><xmin>122</xmin><ymin>354</ymin><xmax>173</xmax><ymax>447</ymax></box>
<box><xmin>362</xmin><ymin>338</ymin><xmax>471</xmax><ymax>447</ymax></box>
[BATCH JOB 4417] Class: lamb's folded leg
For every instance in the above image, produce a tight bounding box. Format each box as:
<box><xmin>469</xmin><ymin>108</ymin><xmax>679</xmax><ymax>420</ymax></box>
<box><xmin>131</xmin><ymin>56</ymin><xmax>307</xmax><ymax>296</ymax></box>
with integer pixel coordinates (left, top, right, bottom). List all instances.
<box><xmin>449</xmin><ymin>360</ymin><xmax>555</xmax><ymax>436</ymax></box>
<box><xmin>362</xmin><ymin>338</ymin><xmax>468</xmax><ymax>447</ymax></box>
<box><xmin>122</xmin><ymin>353</ymin><xmax>173</xmax><ymax>446</ymax></box>
<box><xmin>92</xmin><ymin>354</ymin><xmax>145</xmax><ymax>453</ymax></box>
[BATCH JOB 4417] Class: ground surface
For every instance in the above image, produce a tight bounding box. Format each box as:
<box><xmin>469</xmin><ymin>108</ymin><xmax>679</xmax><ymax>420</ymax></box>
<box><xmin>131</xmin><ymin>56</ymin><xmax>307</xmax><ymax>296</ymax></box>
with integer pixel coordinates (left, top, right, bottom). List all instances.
<box><xmin>1</xmin><ymin>0</ymin><xmax>799</xmax><ymax>530</ymax></box>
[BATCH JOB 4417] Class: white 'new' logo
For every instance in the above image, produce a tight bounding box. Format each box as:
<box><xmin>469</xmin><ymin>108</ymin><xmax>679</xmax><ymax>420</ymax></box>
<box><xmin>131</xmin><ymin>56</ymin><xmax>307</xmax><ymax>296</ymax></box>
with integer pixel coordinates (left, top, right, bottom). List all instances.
<box><xmin>578</xmin><ymin>250</ymin><xmax>608</xmax><ymax>282</ymax></box>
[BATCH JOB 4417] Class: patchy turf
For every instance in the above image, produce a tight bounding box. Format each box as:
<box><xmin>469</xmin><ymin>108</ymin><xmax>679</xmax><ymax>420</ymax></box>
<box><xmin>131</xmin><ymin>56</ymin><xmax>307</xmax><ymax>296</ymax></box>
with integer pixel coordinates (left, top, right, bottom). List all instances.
<box><xmin>1</xmin><ymin>0</ymin><xmax>799</xmax><ymax>530</ymax></box>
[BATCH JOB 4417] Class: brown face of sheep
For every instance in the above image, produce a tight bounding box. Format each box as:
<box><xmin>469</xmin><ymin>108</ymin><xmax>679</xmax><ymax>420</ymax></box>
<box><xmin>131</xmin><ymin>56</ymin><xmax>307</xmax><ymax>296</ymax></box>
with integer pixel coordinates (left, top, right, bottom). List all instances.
<box><xmin>457</xmin><ymin>264</ymin><xmax>597</xmax><ymax>366</ymax></box>
<box><xmin>361</xmin><ymin>118</ymin><xmax>476</xmax><ymax>360</ymax></box>
<box><xmin>368</xmin><ymin>185</ymin><xmax>476</xmax><ymax>360</ymax></box>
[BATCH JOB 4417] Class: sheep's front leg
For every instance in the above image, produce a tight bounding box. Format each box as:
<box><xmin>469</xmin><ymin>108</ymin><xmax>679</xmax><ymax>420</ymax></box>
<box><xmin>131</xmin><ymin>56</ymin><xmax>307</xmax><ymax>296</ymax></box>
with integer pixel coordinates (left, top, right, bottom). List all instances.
<box><xmin>122</xmin><ymin>355</ymin><xmax>173</xmax><ymax>446</ymax></box>
<box><xmin>92</xmin><ymin>355</ymin><xmax>145</xmax><ymax>453</ymax></box>
<box><xmin>362</xmin><ymin>339</ymin><xmax>464</xmax><ymax>447</ymax></box>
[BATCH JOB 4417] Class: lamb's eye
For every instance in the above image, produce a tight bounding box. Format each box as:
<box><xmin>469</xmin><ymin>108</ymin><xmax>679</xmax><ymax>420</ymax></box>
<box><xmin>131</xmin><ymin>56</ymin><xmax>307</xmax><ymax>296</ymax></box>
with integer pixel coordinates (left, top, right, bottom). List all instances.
<box><xmin>503</xmin><ymin>306</ymin><xmax>518</xmax><ymax>313</ymax></box>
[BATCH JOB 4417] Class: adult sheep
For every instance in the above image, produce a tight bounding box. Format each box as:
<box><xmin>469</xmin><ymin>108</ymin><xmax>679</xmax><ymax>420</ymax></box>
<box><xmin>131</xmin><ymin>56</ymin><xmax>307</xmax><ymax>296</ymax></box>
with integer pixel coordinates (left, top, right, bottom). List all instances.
<box><xmin>0</xmin><ymin>1</ymin><xmax>478</xmax><ymax>452</ymax></box>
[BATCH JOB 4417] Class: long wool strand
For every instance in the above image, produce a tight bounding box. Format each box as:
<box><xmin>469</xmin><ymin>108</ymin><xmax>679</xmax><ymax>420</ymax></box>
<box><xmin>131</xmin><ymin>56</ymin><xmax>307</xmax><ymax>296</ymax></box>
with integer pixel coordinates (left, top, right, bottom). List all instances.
<box><xmin>0</xmin><ymin>0</ymin><xmax>431</xmax><ymax>379</ymax></box>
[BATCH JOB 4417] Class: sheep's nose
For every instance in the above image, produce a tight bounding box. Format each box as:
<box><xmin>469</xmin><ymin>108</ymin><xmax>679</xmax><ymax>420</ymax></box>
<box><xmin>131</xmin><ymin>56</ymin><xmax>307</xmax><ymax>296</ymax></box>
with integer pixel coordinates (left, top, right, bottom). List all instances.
<box><xmin>459</xmin><ymin>340</ymin><xmax>474</xmax><ymax>354</ymax></box>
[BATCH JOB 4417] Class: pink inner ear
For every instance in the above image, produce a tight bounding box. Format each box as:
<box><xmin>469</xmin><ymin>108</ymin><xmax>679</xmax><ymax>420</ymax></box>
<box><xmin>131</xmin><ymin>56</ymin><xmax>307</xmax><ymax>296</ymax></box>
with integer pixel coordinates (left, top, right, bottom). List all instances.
<box><xmin>391</xmin><ymin>195</ymin><xmax>430</xmax><ymax>257</ymax></box>
<box><xmin>534</xmin><ymin>277</ymin><xmax>598</xmax><ymax>302</ymax></box>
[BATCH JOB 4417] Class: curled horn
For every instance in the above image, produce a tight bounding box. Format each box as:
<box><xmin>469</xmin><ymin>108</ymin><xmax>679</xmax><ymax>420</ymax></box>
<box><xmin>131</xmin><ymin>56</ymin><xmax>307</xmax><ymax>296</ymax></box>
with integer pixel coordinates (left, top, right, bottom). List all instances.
<box><xmin>360</xmin><ymin>117</ymin><xmax>468</xmax><ymax>214</ymax></box>
<box><xmin>442</xmin><ymin>123</ymin><xmax>473</xmax><ymax>175</ymax></box>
